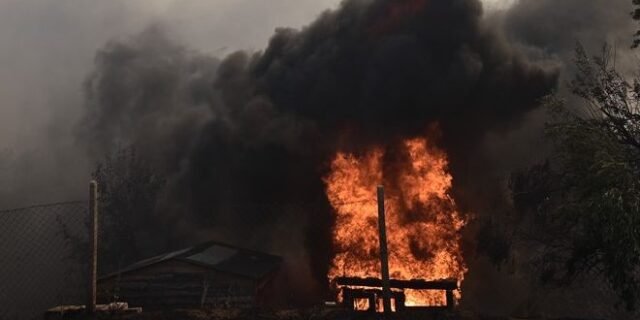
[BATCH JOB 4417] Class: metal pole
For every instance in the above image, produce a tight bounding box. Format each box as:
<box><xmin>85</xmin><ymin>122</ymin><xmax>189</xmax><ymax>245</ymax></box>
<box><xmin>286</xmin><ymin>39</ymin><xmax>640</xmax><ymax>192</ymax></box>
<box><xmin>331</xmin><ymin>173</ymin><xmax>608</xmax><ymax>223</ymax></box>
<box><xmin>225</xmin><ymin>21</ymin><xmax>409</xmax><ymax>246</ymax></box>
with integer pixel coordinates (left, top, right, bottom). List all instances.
<box><xmin>377</xmin><ymin>185</ymin><xmax>392</xmax><ymax>315</ymax></box>
<box><xmin>88</xmin><ymin>180</ymin><xmax>98</xmax><ymax>314</ymax></box>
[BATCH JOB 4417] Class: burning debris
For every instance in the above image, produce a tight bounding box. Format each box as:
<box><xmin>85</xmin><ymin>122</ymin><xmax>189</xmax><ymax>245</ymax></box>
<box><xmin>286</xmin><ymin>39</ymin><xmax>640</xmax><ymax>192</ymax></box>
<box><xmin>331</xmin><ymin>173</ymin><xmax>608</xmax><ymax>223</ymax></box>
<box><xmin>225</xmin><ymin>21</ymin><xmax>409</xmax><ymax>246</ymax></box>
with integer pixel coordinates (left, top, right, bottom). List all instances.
<box><xmin>335</xmin><ymin>277</ymin><xmax>458</xmax><ymax>313</ymax></box>
<box><xmin>325</xmin><ymin>137</ymin><xmax>466</xmax><ymax>308</ymax></box>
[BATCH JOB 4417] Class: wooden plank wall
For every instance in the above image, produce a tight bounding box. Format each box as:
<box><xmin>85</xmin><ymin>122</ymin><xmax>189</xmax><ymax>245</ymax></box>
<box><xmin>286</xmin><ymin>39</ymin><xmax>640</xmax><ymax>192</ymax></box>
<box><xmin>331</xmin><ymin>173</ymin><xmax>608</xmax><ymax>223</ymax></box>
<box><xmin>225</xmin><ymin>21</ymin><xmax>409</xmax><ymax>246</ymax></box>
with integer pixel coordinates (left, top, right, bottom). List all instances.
<box><xmin>99</xmin><ymin>260</ymin><xmax>256</xmax><ymax>310</ymax></box>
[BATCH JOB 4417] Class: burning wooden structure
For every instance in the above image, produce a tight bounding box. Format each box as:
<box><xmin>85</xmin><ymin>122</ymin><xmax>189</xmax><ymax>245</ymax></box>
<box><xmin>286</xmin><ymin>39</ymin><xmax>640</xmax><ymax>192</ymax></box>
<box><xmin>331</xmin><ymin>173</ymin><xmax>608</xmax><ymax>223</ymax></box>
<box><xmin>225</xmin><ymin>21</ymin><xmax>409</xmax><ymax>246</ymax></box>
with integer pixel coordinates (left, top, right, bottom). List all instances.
<box><xmin>98</xmin><ymin>241</ymin><xmax>282</xmax><ymax>310</ymax></box>
<box><xmin>325</xmin><ymin>139</ymin><xmax>467</xmax><ymax>310</ymax></box>
<box><xmin>335</xmin><ymin>277</ymin><xmax>457</xmax><ymax>312</ymax></box>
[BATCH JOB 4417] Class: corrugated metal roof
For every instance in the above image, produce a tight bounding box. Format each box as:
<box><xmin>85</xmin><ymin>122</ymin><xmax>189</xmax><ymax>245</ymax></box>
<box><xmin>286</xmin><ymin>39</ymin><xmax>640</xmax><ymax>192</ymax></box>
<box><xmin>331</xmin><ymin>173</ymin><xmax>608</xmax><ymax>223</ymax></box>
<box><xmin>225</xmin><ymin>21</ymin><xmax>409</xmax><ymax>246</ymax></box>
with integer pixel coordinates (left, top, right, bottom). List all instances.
<box><xmin>184</xmin><ymin>245</ymin><xmax>236</xmax><ymax>266</ymax></box>
<box><xmin>99</xmin><ymin>240</ymin><xmax>282</xmax><ymax>281</ymax></box>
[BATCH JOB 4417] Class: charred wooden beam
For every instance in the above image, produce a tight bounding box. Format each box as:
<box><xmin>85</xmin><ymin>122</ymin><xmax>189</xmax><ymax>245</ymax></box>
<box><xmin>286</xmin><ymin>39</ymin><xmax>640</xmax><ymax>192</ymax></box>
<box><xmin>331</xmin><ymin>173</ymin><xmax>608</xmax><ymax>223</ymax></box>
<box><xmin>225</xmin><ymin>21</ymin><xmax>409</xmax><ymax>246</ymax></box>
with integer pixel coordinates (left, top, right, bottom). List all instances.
<box><xmin>335</xmin><ymin>277</ymin><xmax>457</xmax><ymax>290</ymax></box>
<box><xmin>376</xmin><ymin>186</ymin><xmax>392</xmax><ymax>315</ymax></box>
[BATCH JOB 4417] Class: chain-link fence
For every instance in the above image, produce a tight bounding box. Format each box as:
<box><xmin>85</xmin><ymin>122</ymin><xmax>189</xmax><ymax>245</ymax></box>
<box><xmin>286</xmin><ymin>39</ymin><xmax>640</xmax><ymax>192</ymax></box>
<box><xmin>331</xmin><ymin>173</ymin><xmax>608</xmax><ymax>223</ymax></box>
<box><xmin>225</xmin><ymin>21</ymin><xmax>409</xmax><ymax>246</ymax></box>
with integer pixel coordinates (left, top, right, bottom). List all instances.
<box><xmin>0</xmin><ymin>201</ymin><xmax>89</xmax><ymax>320</ymax></box>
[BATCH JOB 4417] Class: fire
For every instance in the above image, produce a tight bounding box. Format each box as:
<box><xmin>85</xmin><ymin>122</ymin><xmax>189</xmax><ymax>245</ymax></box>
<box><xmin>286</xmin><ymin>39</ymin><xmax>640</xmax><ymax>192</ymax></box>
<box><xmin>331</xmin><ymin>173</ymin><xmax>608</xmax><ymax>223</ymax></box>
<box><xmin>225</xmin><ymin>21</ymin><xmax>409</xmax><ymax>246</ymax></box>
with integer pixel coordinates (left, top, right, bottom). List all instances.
<box><xmin>324</xmin><ymin>137</ymin><xmax>466</xmax><ymax>307</ymax></box>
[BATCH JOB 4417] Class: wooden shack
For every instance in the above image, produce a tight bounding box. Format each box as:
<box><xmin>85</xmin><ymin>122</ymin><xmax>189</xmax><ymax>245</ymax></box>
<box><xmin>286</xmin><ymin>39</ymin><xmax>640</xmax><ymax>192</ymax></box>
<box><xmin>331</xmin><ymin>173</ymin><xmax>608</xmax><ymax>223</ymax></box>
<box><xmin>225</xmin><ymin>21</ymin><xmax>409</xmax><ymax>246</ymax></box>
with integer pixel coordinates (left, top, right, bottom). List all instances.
<box><xmin>98</xmin><ymin>241</ymin><xmax>282</xmax><ymax>310</ymax></box>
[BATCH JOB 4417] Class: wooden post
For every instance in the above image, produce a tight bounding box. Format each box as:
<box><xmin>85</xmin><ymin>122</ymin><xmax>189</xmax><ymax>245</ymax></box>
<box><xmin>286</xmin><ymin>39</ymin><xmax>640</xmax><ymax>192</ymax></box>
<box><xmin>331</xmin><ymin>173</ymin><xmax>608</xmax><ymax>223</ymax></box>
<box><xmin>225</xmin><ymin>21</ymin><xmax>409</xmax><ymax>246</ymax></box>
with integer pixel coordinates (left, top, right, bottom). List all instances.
<box><xmin>88</xmin><ymin>181</ymin><xmax>98</xmax><ymax>314</ymax></box>
<box><xmin>446</xmin><ymin>289</ymin><xmax>454</xmax><ymax>311</ymax></box>
<box><xmin>200</xmin><ymin>275</ymin><xmax>209</xmax><ymax>309</ymax></box>
<box><xmin>377</xmin><ymin>186</ymin><xmax>392</xmax><ymax>315</ymax></box>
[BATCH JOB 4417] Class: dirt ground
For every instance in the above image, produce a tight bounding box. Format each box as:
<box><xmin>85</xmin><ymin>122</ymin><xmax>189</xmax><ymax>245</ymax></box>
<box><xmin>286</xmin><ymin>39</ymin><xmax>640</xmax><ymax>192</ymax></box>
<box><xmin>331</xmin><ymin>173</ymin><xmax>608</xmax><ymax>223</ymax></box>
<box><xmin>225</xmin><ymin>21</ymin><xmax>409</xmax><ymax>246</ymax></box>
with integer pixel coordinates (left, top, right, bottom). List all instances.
<box><xmin>44</xmin><ymin>307</ymin><xmax>600</xmax><ymax>320</ymax></box>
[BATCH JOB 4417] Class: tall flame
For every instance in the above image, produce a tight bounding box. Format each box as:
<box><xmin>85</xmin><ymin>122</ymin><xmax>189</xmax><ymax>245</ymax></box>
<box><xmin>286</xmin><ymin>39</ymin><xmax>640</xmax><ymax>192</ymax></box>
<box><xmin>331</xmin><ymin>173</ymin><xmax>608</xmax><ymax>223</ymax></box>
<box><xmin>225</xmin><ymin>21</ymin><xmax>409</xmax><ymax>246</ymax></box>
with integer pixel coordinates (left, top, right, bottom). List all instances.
<box><xmin>324</xmin><ymin>137</ymin><xmax>466</xmax><ymax>306</ymax></box>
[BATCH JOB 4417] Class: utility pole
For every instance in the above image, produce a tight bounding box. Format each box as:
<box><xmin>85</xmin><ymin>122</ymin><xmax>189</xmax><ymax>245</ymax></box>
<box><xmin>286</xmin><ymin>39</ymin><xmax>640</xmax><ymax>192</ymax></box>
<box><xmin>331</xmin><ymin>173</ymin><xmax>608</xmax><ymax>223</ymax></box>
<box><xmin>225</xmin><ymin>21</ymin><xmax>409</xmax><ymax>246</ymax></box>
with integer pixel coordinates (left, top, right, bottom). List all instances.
<box><xmin>88</xmin><ymin>180</ymin><xmax>98</xmax><ymax>314</ymax></box>
<box><xmin>377</xmin><ymin>185</ymin><xmax>392</xmax><ymax>316</ymax></box>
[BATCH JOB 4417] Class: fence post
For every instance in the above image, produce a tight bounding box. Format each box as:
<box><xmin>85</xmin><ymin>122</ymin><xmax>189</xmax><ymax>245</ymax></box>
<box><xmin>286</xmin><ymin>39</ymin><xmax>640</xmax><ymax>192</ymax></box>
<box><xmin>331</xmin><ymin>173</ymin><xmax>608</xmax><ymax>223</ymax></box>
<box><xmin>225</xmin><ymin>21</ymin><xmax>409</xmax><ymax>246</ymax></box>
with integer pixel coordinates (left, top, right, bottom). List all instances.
<box><xmin>88</xmin><ymin>181</ymin><xmax>98</xmax><ymax>314</ymax></box>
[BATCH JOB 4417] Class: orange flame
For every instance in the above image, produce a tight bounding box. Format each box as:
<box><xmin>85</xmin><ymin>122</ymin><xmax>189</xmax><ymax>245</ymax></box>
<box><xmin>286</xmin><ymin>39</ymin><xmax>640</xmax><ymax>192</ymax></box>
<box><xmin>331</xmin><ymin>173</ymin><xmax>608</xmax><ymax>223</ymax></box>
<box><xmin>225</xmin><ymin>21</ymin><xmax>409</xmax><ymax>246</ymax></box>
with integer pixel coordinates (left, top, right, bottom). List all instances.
<box><xmin>324</xmin><ymin>137</ymin><xmax>466</xmax><ymax>306</ymax></box>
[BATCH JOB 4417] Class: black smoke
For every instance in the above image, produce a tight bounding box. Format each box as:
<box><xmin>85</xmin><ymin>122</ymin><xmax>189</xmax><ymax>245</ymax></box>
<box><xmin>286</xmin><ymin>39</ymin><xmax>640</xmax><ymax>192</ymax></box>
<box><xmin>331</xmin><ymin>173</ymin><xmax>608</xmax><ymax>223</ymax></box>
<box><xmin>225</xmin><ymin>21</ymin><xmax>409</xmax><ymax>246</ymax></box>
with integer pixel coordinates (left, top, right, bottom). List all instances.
<box><xmin>77</xmin><ymin>0</ymin><xmax>558</xmax><ymax>305</ymax></box>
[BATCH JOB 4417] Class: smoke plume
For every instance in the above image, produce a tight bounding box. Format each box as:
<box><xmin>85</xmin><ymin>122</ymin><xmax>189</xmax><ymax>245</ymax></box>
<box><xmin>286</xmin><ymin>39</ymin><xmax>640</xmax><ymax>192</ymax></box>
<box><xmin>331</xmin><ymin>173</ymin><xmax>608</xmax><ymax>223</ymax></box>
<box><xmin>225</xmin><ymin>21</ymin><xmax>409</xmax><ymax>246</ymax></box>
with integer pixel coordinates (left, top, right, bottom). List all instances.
<box><xmin>76</xmin><ymin>0</ymin><xmax>559</xmax><ymax>304</ymax></box>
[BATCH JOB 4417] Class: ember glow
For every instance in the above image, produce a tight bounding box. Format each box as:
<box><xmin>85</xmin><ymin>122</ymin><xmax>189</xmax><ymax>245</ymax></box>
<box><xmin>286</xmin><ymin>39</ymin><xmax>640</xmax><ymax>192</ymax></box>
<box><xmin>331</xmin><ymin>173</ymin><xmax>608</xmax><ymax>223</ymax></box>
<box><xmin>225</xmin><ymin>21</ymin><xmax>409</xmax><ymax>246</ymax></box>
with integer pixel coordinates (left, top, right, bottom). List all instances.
<box><xmin>325</xmin><ymin>137</ymin><xmax>467</xmax><ymax>306</ymax></box>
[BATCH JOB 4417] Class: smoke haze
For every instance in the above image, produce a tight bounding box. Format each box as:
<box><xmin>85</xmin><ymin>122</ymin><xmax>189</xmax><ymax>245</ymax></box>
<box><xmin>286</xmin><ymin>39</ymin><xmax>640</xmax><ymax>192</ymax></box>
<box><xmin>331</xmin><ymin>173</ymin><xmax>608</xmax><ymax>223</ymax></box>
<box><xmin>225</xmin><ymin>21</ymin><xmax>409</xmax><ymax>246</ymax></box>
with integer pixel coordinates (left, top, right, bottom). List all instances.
<box><xmin>1</xmin><ymin>0</ymin><xmax>638</xmax><ymax>316</ymax></box>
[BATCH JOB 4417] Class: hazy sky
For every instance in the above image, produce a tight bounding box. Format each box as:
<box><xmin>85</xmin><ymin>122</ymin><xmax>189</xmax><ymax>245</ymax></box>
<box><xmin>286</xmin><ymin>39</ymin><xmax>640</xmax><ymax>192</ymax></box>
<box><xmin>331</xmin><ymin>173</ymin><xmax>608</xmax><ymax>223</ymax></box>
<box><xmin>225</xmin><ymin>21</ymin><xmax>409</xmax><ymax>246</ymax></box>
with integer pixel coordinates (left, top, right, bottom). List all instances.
<box><xmin>482</xmin><ymin>0</ymin><xmax>517</xmax><ymax>11</ymax></box>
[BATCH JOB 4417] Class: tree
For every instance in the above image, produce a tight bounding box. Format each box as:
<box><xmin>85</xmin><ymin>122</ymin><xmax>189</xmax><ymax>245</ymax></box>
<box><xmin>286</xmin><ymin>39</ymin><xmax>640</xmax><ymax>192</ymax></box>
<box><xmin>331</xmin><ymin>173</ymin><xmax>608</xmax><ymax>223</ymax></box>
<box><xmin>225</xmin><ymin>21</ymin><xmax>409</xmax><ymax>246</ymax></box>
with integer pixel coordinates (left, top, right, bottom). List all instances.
<box><xmin>91</xmin><ymin>146</ymin><xmax>167</xmax><ymax>272</ymax></box>
<box><xmin>511</xmin><ymin>44</ymin><xmax>640</xmax><ymax>310</ymax></box>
